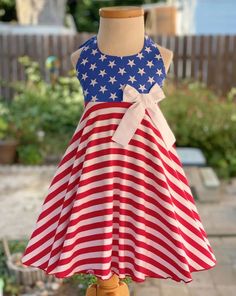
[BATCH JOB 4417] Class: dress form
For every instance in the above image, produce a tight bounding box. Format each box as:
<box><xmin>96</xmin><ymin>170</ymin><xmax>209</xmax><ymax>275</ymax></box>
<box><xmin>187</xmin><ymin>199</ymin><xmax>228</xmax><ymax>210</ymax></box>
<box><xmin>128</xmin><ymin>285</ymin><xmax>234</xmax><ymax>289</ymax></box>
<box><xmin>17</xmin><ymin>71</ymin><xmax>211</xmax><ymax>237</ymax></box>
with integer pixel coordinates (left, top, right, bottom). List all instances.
<box><xmin>72</xmin><ymin>6</ymin><xmax>173</xmax><ymax>296</ymax></box>
<box><xmin>21</xmin><ymin>5</ymin><xmax>217</xmax><ymax>292</ymax></box>
<box><xmin>71</xmin><ymin>6</ymin><xmax>173</xmax><ymax>73</ymax></box>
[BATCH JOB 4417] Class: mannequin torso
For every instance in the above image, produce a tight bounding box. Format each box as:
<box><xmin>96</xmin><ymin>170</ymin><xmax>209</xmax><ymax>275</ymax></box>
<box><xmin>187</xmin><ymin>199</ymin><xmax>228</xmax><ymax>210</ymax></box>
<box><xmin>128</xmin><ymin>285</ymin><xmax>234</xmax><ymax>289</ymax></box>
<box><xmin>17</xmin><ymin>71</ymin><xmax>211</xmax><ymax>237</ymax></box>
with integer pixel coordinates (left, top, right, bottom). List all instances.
<box><xmin>71</xmin><ymin>6</ymin><xmax>173</xmax><ymax>74</ymax></box>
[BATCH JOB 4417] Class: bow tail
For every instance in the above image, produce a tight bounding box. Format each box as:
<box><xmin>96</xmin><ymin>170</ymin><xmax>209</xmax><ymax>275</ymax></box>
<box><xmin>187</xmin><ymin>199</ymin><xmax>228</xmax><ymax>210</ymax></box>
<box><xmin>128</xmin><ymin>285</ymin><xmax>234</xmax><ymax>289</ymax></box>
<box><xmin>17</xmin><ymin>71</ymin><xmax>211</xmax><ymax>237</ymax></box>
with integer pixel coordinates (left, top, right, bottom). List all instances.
<box><xmin>147</xmin><ymin>104</ymin><xmax>176</xmax><ymax>150</ymax></box>
<box><xmin>111</xmin><ymin>101</ymin><xmax>145</xmax><ymax>147</ymax></box>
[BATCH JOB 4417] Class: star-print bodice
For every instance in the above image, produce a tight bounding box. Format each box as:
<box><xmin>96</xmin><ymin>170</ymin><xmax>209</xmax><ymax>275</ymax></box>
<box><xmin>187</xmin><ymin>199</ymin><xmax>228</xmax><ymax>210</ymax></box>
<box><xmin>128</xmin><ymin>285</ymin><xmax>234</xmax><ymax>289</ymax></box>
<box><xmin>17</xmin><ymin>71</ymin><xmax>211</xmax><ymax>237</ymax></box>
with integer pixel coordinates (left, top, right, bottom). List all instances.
<box><xmin>75</xmin><ymin>34</ymin><xmax>166</xmax><ymax>103</ymax></box>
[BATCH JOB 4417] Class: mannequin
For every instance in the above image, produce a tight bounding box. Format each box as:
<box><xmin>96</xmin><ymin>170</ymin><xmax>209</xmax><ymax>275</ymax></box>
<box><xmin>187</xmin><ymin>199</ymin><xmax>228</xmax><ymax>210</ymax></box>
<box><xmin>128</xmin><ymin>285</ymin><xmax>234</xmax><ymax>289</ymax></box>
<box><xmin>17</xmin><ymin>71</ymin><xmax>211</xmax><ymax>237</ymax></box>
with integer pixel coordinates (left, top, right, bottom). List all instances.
<box><xmin>70</xmin><ymin>6</ymin><xmax>173</xmax><ymax>296</ymax></box>
<box><xmin>21</xmin><ymin>5</ymin><xmax>217</xmax><ymax>290</ymax></box>
<box><xmin>71</xmin><ymin>6</ymin><xmax>173</xmax><ymax>74</ymax></box>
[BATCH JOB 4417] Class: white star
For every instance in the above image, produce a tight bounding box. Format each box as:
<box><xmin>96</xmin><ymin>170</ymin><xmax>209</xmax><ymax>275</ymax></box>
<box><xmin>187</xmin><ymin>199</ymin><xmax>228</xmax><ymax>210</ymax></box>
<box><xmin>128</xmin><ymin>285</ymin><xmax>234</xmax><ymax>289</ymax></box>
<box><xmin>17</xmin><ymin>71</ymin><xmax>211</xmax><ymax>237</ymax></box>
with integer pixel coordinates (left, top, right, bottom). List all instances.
<box><xmin>83</xmin><ymin>45</ymin><xmax>89</xmax><ymax>51</ymax></box>
<box><xmin>91</xmin><ymin>95</ymin><xmax>98</xmax><ymax>102</ymax></box>
<box><xmin>145</xmin><ymin>46</ymin><xmax>152</xmax><ymax>53</ymax></box>
<box><xmin>108</xmin><ymin>60</ymin><xmax>116</xmax><ymax>68</ymax></box>
<box><xmin>109</xmin><ymin>76</ymin><xmax>117</xmax><ymax>84</ymax></box>
<box><xmin>109</xmin><ymin>92</ymin><xmax>118</xmax><ymax>100</ymax></box>
<box><xmin>128</xmin><ymin>76</ymin><xmax>136</xmax><ymax>83</ymax></box>
<box><xmin>137</xmin><ymin>52</ymin><xmax>144</xmax><ymax>59</ymax></box>
<box><xmin>118</xmin><ymin>68</ymin><xmax>126</xmax><ymax>75</ymax></box>
<box><xmin>139</xmin><ymin>84</ymin><xmax>146</xmax><ymax>92</ymax></box>
<box><xmin>84</xmin><ymin>89</ymin><xmax>89</xmax><ymax>96</ymax></box>
<box><xmin>99</xmin><ymin>85</ymin><xmax>107</xmax><ymax>93</ymax></box>
<box><xmin>99</xmin><ymin>54</ymin><xmax>107</xmax><ymax>61</ymax></box>
<box><xmin>156</xmin><ymin>68</ymin><xmax>163</xmax><ymax>76</ymax></box>
<box><xmin>99</xmin><ymin>69</ymin><xmax>107</xmax><ymax>77</ymax></box>
<box><xmin>82</xmin><ymin>72</ymin><xmax>88</xmax><ymax>80</ymax></box>
<box><xmin>81</xmin><ymin>58</ymin><xmax>88</xmax><ymax>65</ymax></box>
<box><xmin>147</xmin><ymin>60</ymin><xmax>154</xmax><ymax>68</ymax></box>
<box><xmin>148</xmin><ymin>76</ymin><xmax>155</xmax><ymax>84</ymax></box>
<box><xmin>138</xmin><ymin>68</ymin><xmax>146</xmax><ymax>76</ymax></box>
<box><xmin>89</xmin><ymin>63</ymin><xmax>97</xmax><ymax>70</ymax></box>
<box><xmin>91</xmin><ymin>48</ymin><xmax>98</xmax><ymax>55</ymax></box>
<box><xmin>119</xmin><ymin>84</ymin><xmax>126</xmax><ymax>90</ymax></box>
<box><xmin>155</xmin><ymin>54</ymin><xmax>161</xmax><ymax>60</ymax></box>
<box><xmin>90</xmin><ymin>79</ymin><xmax>97</xmax><ymax>86</ymax></box>
<box><xmin>127</xmin><ymin>59</ymin><xmax>135</xmax><ymax>67</ymax></box>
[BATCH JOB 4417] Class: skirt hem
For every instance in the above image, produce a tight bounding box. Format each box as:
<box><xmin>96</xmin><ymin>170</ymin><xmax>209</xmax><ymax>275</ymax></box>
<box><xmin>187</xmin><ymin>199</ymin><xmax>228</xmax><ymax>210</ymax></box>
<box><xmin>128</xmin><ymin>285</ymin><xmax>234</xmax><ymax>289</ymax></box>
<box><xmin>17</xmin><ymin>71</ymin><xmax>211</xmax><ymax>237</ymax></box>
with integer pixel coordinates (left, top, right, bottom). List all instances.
<box><xmin>21</xmin><ymin>258</ymin><xmax>217</xmax><ymax>284</ymax></box>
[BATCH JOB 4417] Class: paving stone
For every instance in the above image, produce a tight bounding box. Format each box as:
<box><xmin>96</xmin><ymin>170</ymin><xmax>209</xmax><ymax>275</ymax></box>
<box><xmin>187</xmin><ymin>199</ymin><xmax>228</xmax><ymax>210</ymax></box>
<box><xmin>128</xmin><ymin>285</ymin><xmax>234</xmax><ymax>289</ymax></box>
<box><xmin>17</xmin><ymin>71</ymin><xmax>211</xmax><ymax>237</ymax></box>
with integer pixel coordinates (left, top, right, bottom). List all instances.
<box><xmin>209</xmin><ymin>237</ymin><xmax>224</xmax><ymax>247</ymax></box>
<box><xmin>134</xmin><ymin>285</ymin><xmax>161</xmax><ymax>296</ymax></box>
<box><xmin>133</xmin><ymin>280</ymin><xmax>150</xmax><ymax>288</ymax></box>
<box><xmin>232</xmin><ymin>263</ymin><xmax>236</xmax><ymax>272</ymax></box>
<box><xmin>221</xmin><ymin>236</ymin><xmax>236</xmax><ymax>245</ymax></box>
<box><xmin>197</xmin><ymin>206</ymin><xmax>236</xmax><ymax>236</ymax></box>
<box><xmin>147</xmin><ymin>278</ymin><xmax>162</xmax><ymax>287</ymax></box>
<box><xmin>216</xmin><ymin>285</ymin><xmax>236</xmax><ymax>296</ymax></box>
<box><xmin>210</xmin><ymin>264</ymin><xmax>236</xmax><ymax>286</ymax></box>
<box><xmin>225</xmin><ymin>177</ymin><xmax>236</xmax><ymax>195</ymax></box>
<box><xmin>159</xmin><ymin>278</ymin><xmax>186</xmax><ymax>287</ymax></box>
<box><xmin>188</xmin><ymin>287</ymin><xmax>220</xmax><ymax>296</ymax></box>
<box><xmin>186</xmin><ymin>269</ymin><xmax>215</xmax><ymax>288</ymax></box>
<box><xmin>212</xmin><ymin>247</ymin><xmax>233</xmax><ymax>264</ymax></box>
<box><xmin>159</xmin><ymin>285</ymin><xmax>190</xmax><ymax>296</ymax></box>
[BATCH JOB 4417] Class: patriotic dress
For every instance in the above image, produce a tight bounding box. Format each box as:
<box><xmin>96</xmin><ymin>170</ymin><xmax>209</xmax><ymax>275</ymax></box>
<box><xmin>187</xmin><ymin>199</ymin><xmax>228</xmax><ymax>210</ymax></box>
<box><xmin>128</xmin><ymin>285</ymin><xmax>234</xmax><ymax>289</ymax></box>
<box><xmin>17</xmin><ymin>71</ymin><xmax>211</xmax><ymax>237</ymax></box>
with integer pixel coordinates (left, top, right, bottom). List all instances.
<box><xmin>21</xmin><ymin>34</ymin><xmax>217</xmax><ymax>283</ymax></box>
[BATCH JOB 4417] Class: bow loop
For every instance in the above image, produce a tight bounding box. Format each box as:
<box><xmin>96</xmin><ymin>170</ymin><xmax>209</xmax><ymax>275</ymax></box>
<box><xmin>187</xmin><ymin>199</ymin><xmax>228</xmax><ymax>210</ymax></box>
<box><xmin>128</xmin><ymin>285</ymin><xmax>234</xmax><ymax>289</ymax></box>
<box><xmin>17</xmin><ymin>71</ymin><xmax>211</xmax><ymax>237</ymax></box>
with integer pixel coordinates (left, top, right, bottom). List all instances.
<box><xmin>122</xmin><ymin>84</ymin><xmax>140</xmax><ymax>102</ymax></box>
<box><xmin>123</xmin><ymin>82</ymin><xmax>166</xmax><ymax>105</ymax></box>
<box><xmin>112</xmin><ymin>83</ymin><xmax>176</xmax><ymax>150</ymax></box>
<box><xmin>149</xmin><ymin>82</ymin><xmax>166</xmax><ymax>102</ymax></box>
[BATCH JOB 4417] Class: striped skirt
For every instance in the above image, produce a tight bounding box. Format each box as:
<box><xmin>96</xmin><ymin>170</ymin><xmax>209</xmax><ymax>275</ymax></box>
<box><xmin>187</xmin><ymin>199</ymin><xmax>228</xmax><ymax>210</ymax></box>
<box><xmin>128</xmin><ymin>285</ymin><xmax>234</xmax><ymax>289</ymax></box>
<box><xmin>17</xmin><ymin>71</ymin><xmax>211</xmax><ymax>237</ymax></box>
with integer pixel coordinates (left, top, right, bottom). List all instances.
<box><xmin>21</xmin><ymin>101</ymin><xmax>217</xmax><ymax>283</ymax></box>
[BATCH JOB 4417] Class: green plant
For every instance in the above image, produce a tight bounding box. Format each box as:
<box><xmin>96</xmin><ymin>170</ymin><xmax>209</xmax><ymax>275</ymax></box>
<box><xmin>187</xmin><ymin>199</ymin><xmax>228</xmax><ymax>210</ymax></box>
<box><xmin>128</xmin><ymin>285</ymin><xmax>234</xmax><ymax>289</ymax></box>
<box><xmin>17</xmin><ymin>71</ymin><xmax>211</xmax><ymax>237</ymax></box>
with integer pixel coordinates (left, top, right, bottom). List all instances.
<box><xmin>0</xmin><ymin>100</ymin><xmax>14</xmax><ymax>140</ymax></box>
<box><xmin>0</xmin><ymin>117</ymin><xmax>8</xmax><ymax>140</ymax></box>
<box><xmin>0</xmin><ymin>240</ymin><xmax>27</xmax><ymax>296</ymax></box>
<box><xmin>162</xmin><ymin>79</ymin><xmax>236</xmax><ymax>179</ymax></box>
<box><xmin>0</xmin><ymin>0</ymin><xmax>16</xmax><ymax>22</ymax></box>
<box><xmin>227</xmin><ymin>87</ymin><xmax>236</xmax><ymax>102</ymax></box>
<box><xmin>0</xmin><ymin>55</ymin><xmax>85</xmax><ymax>164</ymax></box>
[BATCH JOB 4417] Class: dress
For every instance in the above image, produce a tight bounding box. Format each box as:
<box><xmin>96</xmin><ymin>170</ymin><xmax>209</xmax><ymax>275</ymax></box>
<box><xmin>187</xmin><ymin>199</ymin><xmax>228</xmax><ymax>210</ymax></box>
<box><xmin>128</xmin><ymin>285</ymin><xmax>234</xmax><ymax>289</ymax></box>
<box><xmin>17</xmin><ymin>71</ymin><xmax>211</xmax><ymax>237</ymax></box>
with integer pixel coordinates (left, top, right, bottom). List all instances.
<box><xmin>21</xmin><ymin>34</ymin><xmax>217</xmax><ymax>283</ymax></box>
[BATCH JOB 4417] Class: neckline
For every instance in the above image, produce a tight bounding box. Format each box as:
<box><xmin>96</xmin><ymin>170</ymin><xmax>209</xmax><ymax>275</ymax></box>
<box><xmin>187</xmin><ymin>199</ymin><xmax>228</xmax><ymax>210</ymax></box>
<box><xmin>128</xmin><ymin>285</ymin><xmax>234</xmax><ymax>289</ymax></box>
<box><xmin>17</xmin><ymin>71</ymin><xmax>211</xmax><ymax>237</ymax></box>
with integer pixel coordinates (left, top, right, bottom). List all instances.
<box><xmin>94</xmin><ymin>34</ymin><xmax>148</xmax><ymax>59</ymax></box>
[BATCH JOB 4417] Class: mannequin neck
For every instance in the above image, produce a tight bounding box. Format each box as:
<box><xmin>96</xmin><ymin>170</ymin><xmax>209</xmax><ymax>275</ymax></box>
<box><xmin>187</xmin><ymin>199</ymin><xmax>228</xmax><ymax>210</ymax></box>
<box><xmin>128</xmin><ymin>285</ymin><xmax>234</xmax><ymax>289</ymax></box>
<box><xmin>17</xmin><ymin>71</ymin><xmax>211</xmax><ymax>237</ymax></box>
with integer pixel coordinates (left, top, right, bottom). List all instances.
<box><xmin>96</xmin><ymin>15</ymin><xmax>145</xmax><ymax>56</ymax></box>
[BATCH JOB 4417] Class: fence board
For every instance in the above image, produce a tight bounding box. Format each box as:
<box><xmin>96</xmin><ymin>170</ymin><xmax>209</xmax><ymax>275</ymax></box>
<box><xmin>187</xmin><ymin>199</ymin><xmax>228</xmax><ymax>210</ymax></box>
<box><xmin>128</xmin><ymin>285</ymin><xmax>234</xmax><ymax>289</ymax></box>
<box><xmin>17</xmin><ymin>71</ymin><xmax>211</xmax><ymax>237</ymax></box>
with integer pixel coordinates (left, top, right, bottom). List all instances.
<box><xmin>223</xmin><ymin>35</ymin><xmax>231</xmax><ymax>94</ymax></box>
<box><xmin>173</xmin><ymin>35</ymin><xmax>179</xmax><ymax>83</ymax></box>
<box><xmin>0</xmin><ymin>33</ymin><xmax>236</xmax><ymax>100</ymax></box>
<box><xmin>232</xmin><ymin>36</ymin><xmax>236</xmax><ymax>91</ymax></box>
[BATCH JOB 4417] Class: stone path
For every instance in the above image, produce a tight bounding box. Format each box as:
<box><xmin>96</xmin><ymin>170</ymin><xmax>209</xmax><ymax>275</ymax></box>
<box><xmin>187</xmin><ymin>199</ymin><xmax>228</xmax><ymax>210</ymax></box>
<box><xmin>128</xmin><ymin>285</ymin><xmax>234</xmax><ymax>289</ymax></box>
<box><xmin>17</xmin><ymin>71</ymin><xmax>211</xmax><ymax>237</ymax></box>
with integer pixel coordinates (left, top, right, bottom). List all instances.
<box><xmin>0</xmin><ymin>165</ymin><xmax>236</xmax><ymax>296</ymax></box>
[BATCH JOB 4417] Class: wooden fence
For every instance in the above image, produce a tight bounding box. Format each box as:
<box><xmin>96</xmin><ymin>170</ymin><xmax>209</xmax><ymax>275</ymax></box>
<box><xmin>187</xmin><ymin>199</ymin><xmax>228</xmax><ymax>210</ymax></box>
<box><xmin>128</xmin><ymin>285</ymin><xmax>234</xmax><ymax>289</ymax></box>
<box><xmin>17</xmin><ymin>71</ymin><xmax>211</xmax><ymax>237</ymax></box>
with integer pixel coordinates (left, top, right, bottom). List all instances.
<box><xmin>0</xmin><ymin>33</ymin><xmax>236</xmax><ymax>100</ymax></box>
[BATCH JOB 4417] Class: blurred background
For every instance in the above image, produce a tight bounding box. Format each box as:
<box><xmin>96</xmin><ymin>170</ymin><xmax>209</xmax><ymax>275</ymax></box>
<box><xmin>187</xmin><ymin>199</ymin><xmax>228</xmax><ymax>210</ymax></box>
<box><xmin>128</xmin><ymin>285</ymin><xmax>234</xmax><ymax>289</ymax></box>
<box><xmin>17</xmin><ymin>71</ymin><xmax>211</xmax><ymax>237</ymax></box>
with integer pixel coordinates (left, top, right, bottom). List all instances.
<box><xmin>0</xmin><ymin>1</ymin><xmax>236</xmax><ymax>296</ymax></box>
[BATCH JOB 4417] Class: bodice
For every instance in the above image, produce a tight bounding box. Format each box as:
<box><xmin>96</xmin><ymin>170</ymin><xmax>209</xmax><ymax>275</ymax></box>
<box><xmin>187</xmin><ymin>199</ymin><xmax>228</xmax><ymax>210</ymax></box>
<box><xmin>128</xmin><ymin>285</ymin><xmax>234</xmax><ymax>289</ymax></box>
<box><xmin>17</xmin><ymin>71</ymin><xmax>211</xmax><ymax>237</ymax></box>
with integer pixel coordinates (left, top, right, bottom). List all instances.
<box><xmin>76</xmin><ymin>34</ymin><xmax>167</xmax><ymax>103</ymax></box>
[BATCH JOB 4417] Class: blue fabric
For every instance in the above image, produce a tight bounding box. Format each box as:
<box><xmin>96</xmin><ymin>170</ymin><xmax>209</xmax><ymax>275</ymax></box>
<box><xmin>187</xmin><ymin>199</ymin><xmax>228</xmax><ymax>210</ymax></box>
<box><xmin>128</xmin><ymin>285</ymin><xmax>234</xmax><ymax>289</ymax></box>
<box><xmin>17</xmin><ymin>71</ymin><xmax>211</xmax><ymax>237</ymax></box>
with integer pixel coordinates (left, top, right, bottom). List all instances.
<box><xmin>76</xmin><ymin>34</ymin><xmax>166</xmax><ymax>103</ymax></box>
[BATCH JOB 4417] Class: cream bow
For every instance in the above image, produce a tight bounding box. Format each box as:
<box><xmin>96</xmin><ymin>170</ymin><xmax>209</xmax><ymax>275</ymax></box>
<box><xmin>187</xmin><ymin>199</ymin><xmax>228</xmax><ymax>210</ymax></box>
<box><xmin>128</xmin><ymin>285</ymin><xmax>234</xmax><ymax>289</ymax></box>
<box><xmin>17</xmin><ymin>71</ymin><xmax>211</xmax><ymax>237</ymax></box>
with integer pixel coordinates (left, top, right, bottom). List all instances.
<box><xmin>111</xmin><ymin>82</ymin><xmax>176</xmax><ymax>150</ymax></box>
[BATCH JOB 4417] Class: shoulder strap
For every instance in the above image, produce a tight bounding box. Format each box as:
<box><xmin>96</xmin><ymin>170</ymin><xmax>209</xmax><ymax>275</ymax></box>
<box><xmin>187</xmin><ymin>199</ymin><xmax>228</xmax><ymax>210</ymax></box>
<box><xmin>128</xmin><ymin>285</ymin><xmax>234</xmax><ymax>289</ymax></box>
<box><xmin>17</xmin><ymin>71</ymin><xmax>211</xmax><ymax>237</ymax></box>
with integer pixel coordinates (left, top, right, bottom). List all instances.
<box><xmin>147</xmin><ymin>36</ymin><xmax>167</xmax><ymax>80</ymax></box>
<box><xmin>154</xmin><ymin>44</ymin><xmax>167</xmax><ymax>78</ymax></box>
<box><xmin>75</xmin><ymin>36</ymin><xmax>94</xmax><ymax>71</ymax></box>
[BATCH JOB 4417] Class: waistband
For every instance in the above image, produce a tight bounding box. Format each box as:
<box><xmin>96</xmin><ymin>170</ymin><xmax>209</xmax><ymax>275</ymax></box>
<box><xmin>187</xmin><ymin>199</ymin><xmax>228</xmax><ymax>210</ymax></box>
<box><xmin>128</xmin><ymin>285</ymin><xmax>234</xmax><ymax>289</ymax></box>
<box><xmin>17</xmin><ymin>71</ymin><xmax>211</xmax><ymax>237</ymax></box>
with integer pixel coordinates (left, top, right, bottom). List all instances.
<box><xmin>83</xmin><ymin>83</ymin><xmax>176</xmax><ymax>150</ymax></box>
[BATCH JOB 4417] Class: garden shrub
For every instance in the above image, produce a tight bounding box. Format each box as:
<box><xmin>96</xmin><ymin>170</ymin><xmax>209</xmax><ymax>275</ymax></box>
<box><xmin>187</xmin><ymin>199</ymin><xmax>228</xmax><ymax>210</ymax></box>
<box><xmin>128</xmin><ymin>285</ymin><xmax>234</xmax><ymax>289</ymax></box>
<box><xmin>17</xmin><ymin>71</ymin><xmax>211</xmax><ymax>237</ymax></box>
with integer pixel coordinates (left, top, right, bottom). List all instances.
<box><xmin>0</xmin><ymin>56</ymin><xmax>84</xmax><ymax>164</ymax></box>
<box><xmin>162</xmin><ymin>79</ymin><xmax>236</xmax><ymax>179</ymax></box>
